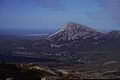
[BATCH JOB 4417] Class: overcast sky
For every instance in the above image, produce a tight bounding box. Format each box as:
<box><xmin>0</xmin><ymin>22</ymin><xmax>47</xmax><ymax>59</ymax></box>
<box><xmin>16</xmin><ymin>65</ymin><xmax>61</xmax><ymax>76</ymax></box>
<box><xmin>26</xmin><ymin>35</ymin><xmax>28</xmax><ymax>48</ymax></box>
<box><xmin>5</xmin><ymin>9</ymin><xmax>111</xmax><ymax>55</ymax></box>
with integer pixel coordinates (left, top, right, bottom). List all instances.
<box><xmin>0</xmin><ymin>0</ymin><xmax>120</xmax><ymax>33</ymax></box>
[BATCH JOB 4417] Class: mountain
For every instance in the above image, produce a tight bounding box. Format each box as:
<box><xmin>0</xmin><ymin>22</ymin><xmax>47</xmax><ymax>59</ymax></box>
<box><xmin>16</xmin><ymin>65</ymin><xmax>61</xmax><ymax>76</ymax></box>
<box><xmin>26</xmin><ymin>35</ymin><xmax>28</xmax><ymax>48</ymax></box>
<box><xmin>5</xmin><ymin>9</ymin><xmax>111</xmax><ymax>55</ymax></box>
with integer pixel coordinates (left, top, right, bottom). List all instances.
<box><xmin>45</xmin><ymin>22</ymin><xmax>120</xmax><ymax>63</ymax></box>
<box><xmin>48</xmin><ymin>22</ymin><xmax>106</xmax><ymax>49</ymax></box>
<box><xmin>49</xmin><ymin>22</ymin><xmax>97</xmax><ymax>40</ymax></box>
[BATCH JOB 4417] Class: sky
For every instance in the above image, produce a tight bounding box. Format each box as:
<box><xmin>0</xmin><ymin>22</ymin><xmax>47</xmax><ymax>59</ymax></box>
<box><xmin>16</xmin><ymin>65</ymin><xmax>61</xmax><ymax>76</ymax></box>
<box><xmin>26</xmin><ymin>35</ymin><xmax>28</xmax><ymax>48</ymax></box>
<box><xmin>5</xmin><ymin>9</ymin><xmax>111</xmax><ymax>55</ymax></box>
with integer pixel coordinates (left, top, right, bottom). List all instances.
<box><xmin>0</xmin><ymin>0</ymin><xmax>120</xmax><ymax>33</ymax></box>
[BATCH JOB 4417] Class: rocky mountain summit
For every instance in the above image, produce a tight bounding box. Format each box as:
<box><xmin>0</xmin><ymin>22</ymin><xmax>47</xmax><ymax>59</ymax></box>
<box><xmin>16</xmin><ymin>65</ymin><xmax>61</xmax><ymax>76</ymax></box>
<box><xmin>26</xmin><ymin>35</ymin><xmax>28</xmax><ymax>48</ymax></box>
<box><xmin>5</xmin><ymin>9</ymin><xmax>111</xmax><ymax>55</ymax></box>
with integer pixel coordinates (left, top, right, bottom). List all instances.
<box><xmin>48</xmin><ymin>22</ymin><xmax>104</xmax><ymax>41</ymax></box>
<box><xmin>48</xmin><ymin>22</ymin><xmax>106</xmax><ymax>48</ymax></box>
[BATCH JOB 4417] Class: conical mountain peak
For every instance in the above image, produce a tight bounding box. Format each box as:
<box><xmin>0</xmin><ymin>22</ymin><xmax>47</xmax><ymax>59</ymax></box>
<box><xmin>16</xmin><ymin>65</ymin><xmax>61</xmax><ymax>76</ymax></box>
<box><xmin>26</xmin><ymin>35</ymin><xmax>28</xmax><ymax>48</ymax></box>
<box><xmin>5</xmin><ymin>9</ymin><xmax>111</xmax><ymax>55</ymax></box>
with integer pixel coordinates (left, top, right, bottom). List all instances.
<box><xmin>48</xmin><ymin>22</ymin><xmax>101</xmax><ymax>42</ymax></box>
<box><xmin>59</xmin><ymin>22</ymin><xmax>96</xmax><ymax>32</ymax></box>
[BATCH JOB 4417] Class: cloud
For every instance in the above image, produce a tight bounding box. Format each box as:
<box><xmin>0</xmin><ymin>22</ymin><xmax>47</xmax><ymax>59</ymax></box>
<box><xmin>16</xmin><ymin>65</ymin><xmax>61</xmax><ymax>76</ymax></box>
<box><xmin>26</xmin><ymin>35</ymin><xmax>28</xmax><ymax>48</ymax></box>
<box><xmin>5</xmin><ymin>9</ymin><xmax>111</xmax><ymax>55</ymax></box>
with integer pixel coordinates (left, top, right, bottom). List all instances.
<box><xmin>90</xmin><ymin>0</ymin><xmax>120</xmax><ymax>23</ymax></box>
<box><xmin>37</xmin><ymin>0</ymin><xmax>67</xmax><ymax>11</ymax></box>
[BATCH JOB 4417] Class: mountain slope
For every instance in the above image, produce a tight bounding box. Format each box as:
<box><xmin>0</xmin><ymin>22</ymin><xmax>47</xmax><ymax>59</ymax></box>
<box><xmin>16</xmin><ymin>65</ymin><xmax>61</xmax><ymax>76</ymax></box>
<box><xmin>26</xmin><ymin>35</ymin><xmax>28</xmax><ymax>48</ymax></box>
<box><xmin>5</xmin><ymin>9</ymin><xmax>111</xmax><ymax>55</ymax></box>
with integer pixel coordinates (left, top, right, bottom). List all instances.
<box><xmin>108</xmin><ymin>30</ymin><xmax>120</xmax><ymax>39</ymax></box>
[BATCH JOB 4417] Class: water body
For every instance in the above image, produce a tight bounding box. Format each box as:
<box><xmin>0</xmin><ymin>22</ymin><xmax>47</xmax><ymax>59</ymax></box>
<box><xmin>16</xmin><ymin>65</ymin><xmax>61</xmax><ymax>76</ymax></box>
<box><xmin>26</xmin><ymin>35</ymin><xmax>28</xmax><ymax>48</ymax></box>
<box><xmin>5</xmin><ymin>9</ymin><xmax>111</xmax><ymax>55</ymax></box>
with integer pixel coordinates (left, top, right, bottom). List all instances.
<box><xmin>0</xmin><ymin>54</ymin><xmax>60</xmax><ymax>62</ymax></box>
